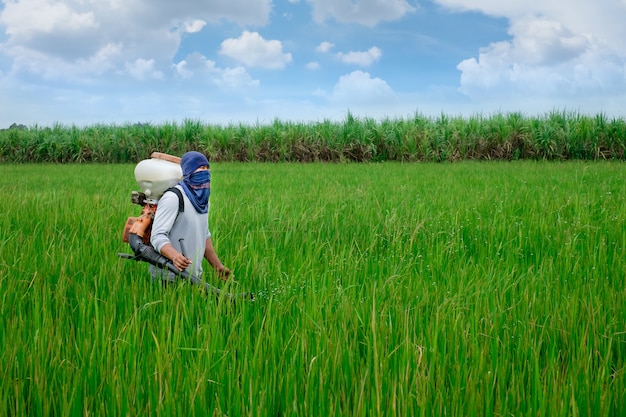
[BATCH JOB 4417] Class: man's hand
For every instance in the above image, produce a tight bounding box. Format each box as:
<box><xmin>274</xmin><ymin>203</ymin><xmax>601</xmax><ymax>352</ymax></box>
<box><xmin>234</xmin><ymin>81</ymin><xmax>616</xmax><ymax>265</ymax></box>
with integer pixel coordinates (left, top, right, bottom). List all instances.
<box><xmin>216</xmin><ymin>265</ymin><xmax>231</xmax><ymax>281</ymax></box>
<box><xmin>160</xmin><ymin>243</ymin><xmax>191</xmax><ymax>272</ymax></box>
<box><xmin>172</xmin><ymin>252</ymin><xmax>191</xmax><ymax>271</ymax></box>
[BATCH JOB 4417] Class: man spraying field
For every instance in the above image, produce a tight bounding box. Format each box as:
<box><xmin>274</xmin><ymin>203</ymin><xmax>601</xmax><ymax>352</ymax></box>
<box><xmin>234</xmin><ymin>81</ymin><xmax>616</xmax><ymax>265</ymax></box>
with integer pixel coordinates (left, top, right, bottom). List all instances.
<box><xmin>150</xmin><ymin>151</ymin><xmax>230</xmax><ymax>282</ymax></box>
<box><xmin>119</xmin><ymin>151</ymin><xmax>252</xmax><ymax>300</ymax></box>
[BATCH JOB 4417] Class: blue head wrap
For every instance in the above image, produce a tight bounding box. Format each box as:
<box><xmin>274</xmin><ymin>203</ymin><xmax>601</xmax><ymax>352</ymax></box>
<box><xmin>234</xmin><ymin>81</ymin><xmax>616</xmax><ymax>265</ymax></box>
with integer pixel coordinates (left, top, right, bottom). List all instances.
<box><xmin>179</xmin><ymin>151</ymin><xmax>210</xmax><ymax>214</ymax></box>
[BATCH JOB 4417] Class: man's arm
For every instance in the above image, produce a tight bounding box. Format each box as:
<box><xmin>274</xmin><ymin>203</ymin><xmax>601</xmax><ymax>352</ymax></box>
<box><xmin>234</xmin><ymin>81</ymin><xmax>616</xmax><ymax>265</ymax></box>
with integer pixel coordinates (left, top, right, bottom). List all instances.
<box><xmin>160</xmin><ymin>243</ymin><xmax>191</xmax><ymax>272</ymax></box>
<box><xmin>151</xmin><ymin>191</ymin><xmax>190</xmax><ymax>271</ymax></box>
<box><xmin>204</xmin><ymin>237</ymin><xmax>230</xmax><ymax>280</ymax></box>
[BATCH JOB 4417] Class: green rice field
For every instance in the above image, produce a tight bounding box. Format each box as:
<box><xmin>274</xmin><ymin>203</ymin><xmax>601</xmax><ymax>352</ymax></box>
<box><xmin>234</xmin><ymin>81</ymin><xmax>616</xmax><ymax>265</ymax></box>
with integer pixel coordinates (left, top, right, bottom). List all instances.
<box><xmin>1</xmin><ymin>161</ymin><xmax>625</xmax><ymax>416</ymax></box>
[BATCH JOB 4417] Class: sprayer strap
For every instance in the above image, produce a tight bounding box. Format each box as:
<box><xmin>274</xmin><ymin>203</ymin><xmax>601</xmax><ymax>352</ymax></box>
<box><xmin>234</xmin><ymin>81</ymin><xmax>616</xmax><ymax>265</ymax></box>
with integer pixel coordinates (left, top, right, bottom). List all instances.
<box><xmin>165</xmin><ymin>187</ymin><xmax>185</xmax><ymax>214</ymax></box>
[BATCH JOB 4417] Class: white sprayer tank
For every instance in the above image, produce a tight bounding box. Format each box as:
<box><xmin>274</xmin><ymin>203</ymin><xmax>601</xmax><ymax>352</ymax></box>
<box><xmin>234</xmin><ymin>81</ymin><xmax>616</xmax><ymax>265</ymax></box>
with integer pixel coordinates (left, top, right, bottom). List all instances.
<box><xmin>134</xmin><ymin>152</ymin><xmax>182</xmax><ymax>200</ymax></box>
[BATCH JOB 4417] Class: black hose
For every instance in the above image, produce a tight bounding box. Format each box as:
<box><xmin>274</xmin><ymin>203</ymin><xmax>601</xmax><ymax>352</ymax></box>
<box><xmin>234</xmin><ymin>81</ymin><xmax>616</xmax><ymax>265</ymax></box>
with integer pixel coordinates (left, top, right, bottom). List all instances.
<box><xmin>128</xmin><ymin>233</ymin><xmax>173</xmax><ymax>271</ymax></box>
<box><xmin>125</xmin><ymin>233</ymin><xmax>253</xmax><ymax>300</ymax></box>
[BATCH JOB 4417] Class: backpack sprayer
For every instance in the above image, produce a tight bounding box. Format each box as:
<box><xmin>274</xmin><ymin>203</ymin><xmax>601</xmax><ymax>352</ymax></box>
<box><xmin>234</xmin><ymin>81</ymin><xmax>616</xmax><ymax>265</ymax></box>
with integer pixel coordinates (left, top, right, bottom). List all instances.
<box><xmin>118</xmin><ymin>152</ymin><xmax>253</xmax><ymax>300</ymax></box>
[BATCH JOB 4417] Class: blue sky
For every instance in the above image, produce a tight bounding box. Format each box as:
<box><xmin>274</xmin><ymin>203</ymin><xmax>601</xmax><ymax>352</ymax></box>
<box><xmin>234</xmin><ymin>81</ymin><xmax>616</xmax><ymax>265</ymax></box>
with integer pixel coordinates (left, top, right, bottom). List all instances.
<box><xmin>1</xmin><ymin>0</ymin><xmax>625</xmax><ymax>127</ymax></box>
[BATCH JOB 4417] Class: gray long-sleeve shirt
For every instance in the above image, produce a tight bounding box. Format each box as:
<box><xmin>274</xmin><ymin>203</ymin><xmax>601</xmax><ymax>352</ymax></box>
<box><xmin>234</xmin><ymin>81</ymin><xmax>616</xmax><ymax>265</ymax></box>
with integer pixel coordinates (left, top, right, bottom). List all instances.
<box><xmin>149</xmin><ymin>185</ymin><xmax>211</xmax><ymax>281</ymax></box>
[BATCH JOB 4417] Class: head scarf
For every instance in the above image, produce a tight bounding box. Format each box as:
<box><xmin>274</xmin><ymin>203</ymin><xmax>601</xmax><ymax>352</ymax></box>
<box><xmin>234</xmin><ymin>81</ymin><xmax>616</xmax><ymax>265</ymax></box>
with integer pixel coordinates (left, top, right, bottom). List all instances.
<box><xmin>179</xmin><ymin>151</ymin><xmax>210</xmax><ymax>214</ymax></box>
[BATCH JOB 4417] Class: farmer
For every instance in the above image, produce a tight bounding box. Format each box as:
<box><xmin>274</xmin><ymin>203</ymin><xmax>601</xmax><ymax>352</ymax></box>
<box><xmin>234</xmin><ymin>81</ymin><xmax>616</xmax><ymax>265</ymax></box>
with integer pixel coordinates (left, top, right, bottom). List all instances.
<box><xmin>149</xmin><ymin>151</ymin><xmax>231</xmax><ymax>283</ymax></box>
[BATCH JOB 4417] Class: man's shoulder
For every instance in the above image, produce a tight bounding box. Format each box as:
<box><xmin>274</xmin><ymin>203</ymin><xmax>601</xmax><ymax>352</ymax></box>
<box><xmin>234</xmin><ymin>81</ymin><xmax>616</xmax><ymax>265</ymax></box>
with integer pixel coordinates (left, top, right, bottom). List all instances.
<box><xmin>157</xmin><ymin>187</ymin><xmax>182</xmax><ymax>211</ymax></box>
<box><xmin>164</xmin><ymin>186</ymin><xmax>183</xmax><ymax>200</ymax></box>
<box><xmin>163</xmin><ymin>186</ymin><xmax>185</xmax><ymax>213</ymax></box>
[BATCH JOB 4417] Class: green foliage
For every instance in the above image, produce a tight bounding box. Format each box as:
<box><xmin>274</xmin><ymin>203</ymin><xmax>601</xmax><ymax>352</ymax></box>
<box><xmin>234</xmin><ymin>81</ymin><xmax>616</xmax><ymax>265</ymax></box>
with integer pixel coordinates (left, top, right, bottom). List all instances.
<box><xmin>0</xmin><ymin>162</ymin><xmax>624</xmax><ymax>416</ymax></box>
<box><xmin>2</xmin><ymin>111</ymin><xmax>626</xmax><ymax>163</ymax></box>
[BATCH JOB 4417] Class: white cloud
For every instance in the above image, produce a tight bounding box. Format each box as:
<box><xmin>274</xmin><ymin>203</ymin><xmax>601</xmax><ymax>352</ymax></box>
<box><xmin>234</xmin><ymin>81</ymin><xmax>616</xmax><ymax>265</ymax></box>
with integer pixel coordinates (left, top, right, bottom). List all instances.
<box><xmin>433</xmin><ymin>0</ymin><xmax>626</xmax><ymax>56</ymax></box>
<box><xmin>0</xmin><ymin>0</ymin><xmax>98</xmax><ymax>37</ymax></box>
<box><xmin>173</xmin><ymin>53</ymin><xmax>216</xmax><ymax>79</ymax></box>
<box><xmin>173</xmin><ymin>62</ymin><xmax>193</xmax><ymax>79</ymax></box>
<box><xmin>307</xmin><ymin>0</ymin><xmax>416</xmax><ymax>27</ymax></box>
<box><xmin>174</xmin><ymin>52</ymin><xmax>259</xmax><ymax>91</ymax></box>
<box><xmin>330</xmin><ymin>70</ymin><xmax>394</xmax><ymax>103</ymax></box>
<box><xmin>125</xmin><ymin>58</ymin><xmax>164</xmax><ymax>80</ymax></box>
<box><xmin>435</xmin><ymin>0</ymin><xmax>626</xmax><ymax>107</ymax></box>
<box><xmin>4</xmin><ymin>41</ymin><xmax>122</xmax><ymax>81</ymax></box>
<box><xmin>433</xmin><ymin>0</ymin><xmax>527</xmax><ymax>18</ymax></box>
<box><xmin>219</xmin><ymin>31</ymin><xmax>293</xmax><ymax>69</ymax></box>
<box><xmin>316</xmin><ymin>41</ymin><xmax>334</xmax><ymax>53</ymax></box>
<box><xmin>457</xmin><ymin>39</ymin><xmax>625</xmax><ymax>96</ymax></box>
<box><xmin>216</xmin><ymin>66</ymin><xmax>260</xmax><ymax>90</ymax></box>
<box><xmin>0</xmin><ymin>0</ymin><xmax>272</xmax><ymax>81</ymax></box>
<box><xmin>125</xmin><ymin>0</ymin><xmax>272</xmax><ymax>27</ymax></box>
<box><xmin>306</xmin><ymin>61</ymin><xmax>320</xmax><ymax>70</ymax></box>
<box><xmin>336</xmin><ymin>46</ymin><xmax>382</xmax><ymax>66</ymax></box>
<box><xmin>181</xmin><ymin>20</ymin><xmax>207</xmax><ymax>34</ymax></box>
<box><xmin>507</xmin><ymin>18</ymin><xmax>590</xmax><ymax>66</ymax></box>
<box><xmin>0</xmin><ymin>0</ymin><xmax>103</xmax><ymax>62</ymax></box>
